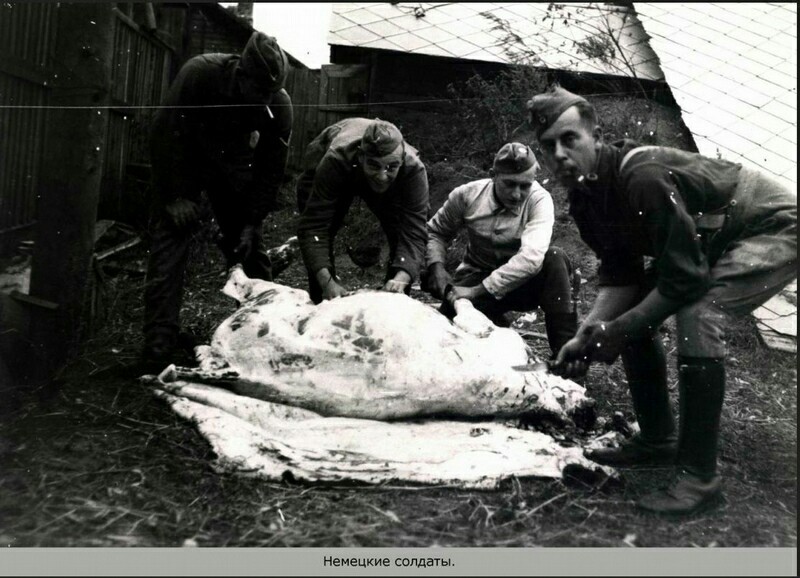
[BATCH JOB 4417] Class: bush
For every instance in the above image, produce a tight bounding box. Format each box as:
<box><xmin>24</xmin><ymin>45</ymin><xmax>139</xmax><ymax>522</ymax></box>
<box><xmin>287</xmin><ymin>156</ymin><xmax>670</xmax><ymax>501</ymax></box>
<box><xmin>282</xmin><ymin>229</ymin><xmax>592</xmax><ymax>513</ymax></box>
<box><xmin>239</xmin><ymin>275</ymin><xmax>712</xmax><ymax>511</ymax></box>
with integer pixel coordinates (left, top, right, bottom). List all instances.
<box><xmin>444</xmin><ymin>65</ymin><xmax>548</xmax><ymax>165</ymax></box>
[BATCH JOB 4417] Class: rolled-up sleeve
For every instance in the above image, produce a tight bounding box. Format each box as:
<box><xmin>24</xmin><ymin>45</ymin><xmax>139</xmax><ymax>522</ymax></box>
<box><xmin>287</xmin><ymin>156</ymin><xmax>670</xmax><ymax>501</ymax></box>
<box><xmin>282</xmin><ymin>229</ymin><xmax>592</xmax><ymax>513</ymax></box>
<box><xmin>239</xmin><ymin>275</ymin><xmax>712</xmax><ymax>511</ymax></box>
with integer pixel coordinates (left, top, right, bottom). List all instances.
<box><xmin>483</xmin><ymin>192</ymin><xmax>554</xmax><ymax>298</ymax></box>
<box><xmin>426</xmin><ymin>185</ymin><xmax>467</xmax><ymax>267</ymax></box>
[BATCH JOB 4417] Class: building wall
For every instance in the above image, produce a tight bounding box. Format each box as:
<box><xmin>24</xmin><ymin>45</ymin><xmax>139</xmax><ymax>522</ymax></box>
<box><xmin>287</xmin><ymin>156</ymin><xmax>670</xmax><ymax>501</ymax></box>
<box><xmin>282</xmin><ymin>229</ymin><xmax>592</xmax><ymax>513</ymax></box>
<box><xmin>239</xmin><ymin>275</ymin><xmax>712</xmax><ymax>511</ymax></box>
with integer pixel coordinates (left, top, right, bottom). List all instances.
<box><xmin>332</xmin><ymin>45</ymin><xmax>678</xmax><ymax>135</ymax></box>
<box><xmin>332</xmin><ymin>45</ymin><xmax>508</xmax><ymax>111</ymax></box>
<box><xmin>185</xmin><ymin>5</ymin><xmax>252</xmax><ymax>59</ymax></box>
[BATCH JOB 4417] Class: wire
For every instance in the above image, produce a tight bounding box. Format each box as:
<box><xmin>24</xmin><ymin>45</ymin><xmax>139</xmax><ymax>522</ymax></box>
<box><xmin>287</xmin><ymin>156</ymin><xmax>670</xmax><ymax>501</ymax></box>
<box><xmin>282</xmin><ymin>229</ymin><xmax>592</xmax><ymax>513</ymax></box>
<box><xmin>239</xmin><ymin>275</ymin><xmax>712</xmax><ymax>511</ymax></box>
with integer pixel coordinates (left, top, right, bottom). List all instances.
<box><xmin>0</xmin><ymin>89</ymin><xmax>671</xmax><ymax>111</ymax></box>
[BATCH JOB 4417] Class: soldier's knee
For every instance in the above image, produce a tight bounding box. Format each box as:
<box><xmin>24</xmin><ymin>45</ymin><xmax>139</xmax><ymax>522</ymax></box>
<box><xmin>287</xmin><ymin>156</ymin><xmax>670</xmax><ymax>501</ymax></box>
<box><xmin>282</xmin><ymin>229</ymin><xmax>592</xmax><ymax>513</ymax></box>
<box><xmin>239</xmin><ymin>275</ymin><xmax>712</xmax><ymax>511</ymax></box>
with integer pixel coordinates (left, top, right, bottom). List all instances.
<box><xmin>676</xmin><ymin>302</ymin><xmax>729</xmax><ymax>358</ymax></box>
<box><xmin>541</xmin><ymin>246</ymin><xmax>571</xmax><ymax>274</ymax></box>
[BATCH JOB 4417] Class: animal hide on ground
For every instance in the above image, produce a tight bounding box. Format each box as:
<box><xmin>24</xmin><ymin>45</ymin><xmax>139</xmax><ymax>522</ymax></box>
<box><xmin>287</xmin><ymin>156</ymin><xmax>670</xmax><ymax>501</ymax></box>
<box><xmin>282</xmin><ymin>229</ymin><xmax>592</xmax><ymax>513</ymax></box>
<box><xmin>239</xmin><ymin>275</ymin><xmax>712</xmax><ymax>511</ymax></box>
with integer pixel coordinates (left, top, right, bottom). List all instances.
<box><xmin>148</xmin><ymin>266</ymin><xmax>605</xmax><ymax>487</ymax></box>
<box><xmin>151</xmin><ymin>380</ymin><xmax>608</xmax><ymax>488</ymax></box>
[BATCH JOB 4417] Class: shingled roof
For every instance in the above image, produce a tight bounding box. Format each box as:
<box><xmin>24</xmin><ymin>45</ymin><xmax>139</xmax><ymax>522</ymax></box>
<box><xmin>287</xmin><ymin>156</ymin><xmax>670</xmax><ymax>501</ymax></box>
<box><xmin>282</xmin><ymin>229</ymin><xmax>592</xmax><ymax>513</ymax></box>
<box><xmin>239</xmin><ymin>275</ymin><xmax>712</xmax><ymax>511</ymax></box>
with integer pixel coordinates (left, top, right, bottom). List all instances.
<box><xmin>329</xmin><ymin>2</ymin><xmax>664</xmax><ymax>80</ymax></box>
<box><xmin>330</xmin><ymin>2</ymin><xmax>796</xmax><ymax>188</ymax></box>
<box><xmin>635</xmin><ymin>2</ymin><xmax>796</xmax><ymax>189</ymax></box>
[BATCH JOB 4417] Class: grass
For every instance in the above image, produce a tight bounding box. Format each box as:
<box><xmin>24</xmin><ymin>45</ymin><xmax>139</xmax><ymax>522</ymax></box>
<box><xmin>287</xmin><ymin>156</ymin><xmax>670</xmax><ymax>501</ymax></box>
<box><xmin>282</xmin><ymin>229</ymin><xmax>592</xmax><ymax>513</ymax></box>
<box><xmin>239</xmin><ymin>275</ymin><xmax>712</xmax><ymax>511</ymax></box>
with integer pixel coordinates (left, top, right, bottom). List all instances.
<box><xmin>0</xmin><ymin>100</ymin><xmax>796</xmax><ymax>549</ymax></box>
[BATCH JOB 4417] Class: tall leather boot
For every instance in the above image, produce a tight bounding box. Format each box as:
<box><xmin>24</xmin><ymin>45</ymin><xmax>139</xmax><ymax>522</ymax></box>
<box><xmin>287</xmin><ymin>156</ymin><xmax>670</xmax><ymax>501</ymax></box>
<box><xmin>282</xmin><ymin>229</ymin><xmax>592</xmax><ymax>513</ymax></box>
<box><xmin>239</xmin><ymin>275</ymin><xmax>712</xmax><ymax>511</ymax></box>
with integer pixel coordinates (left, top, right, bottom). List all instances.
<box><xmin>637</xmin><ymin>356</ymin><xmax>725</xmax><ymax>515</ymax></box>
<box><xmin>584</xmin><ymin>336</ymin><xmax>677</xmax><ymax>467</ymax></box>
<box><xmin>544</xmin><ymin>311</ymin><xmax>578</xmax><ymax>358</ymax></box>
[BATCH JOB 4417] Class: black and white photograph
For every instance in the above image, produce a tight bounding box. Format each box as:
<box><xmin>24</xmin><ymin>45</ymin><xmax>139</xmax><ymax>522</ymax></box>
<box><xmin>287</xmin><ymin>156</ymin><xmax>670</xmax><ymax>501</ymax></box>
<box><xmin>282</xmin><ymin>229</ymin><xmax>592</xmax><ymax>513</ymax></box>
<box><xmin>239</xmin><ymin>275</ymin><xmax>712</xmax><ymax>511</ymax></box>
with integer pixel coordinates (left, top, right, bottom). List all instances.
<box><xmin>0</xmin><ymin>1</ymin><xmax>796</xmax><ymax>572</ymax></box>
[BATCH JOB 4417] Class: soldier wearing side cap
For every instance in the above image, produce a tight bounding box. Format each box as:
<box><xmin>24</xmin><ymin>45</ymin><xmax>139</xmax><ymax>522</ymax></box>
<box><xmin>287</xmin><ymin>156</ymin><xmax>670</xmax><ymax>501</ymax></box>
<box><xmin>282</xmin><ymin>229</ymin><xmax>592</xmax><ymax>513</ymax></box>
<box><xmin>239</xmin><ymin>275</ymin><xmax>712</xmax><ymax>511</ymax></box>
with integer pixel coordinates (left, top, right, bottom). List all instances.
<box><xmin>527</xmin><ymin>85</ymin><xmax>797</xmax><ymax>515</ymax></box>
<box><xmin>142</xmin><ymin>32</ymin><xmax>293</xmax><ymax>365</ymax></box>
<box><xmin>296</xmin><ymin>118</ymin><xmax>429</xmax><ymax>303</ymax></box>
<box><xmin>424</xmin><ymin>142</ymin><xmax>578</xmax><ymax>357</ymax></box>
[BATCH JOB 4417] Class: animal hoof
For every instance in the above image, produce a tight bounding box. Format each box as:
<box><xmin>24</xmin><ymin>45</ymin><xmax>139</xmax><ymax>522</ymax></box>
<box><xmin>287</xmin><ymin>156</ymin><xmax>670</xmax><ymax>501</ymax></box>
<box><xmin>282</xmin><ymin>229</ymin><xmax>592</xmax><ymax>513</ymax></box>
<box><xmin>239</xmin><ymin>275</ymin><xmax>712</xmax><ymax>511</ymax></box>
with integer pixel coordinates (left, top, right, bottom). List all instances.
<box><xmin>158</xmin><ymin>364</ymin><xmax>178</xmax><ymax>383</ymax></box>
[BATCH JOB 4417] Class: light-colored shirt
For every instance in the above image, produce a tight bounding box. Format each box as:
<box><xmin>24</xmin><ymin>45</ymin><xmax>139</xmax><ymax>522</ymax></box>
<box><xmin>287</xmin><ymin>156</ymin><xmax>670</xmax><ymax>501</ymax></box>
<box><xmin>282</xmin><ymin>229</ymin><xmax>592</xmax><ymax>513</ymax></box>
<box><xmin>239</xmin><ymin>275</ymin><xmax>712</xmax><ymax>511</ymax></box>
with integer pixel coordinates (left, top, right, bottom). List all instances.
<box><xmin>426</xmin><ymin>178</ymin><xmax>555</xmax><ymax>299</ymax></box>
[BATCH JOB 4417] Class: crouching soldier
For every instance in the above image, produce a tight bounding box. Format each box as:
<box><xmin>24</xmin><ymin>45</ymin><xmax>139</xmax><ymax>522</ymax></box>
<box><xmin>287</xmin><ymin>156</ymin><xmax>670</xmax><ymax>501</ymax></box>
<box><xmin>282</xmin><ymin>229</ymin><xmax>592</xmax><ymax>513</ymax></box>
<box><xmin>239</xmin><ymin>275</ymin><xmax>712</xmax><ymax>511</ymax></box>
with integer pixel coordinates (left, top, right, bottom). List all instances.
<box><xmin>424</xmin><ymin>142</ymin><xmax>578</xmax><ymax>357</ymax></box>
<box><xmin>297</xmin><ymin>118</ymin><xmax>429</xmax><ymax>303</ymax></box>
<box><xmin>142</xmin><ymin>32</ymin><xmax>293</xmax><ymax>365</ymax></box>
<box><xmin>528</xmin><ymin>85</ymin><xmax>797</xmax><ymax>515</ymax></box>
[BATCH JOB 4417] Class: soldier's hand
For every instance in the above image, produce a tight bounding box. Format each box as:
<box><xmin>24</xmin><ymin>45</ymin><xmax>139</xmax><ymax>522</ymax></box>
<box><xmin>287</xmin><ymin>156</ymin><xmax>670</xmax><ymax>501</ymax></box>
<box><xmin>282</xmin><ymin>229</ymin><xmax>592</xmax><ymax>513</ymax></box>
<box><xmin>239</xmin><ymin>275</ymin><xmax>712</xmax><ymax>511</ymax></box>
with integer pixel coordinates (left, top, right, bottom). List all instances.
<box><xmin>580</xmin><ymin>321</ymin><xmax>625</xmax><ymax>365</ymax></box>
<box><xmin>447</xmin><ymin>285</ymin><xmax>474</xmax><ymax>305</ymax></box>
<box><xmin>553</xmin><ymin>334</ymin><xmax>591</xmax><ymax>379</ymax></box>
<box><xmin>235</xmin><ymin>224</ymin><xmax>260</xmax><ymax>263</ymax></box>
<box><xmin>165</xmin><ymin>198</ymin><xmax>201</xmax><ymax>230</ymax></box>
<box><xmin>316</xmin><ymin>268</ymin><xmax>347</xmax><ymax>300</ymax></box>
<box><xmin>427</xmin><ymin>263</ymin><xmax>452</xmax><ymax>299</ymax></box>
<box><xmin>322</xmin><ymin>279</ymin><xmax>347</xmax><ymax>300</ymax></box>
<box><xmin>382</xmin><ymin>270</ymin><xmax>411</xmax><ymax>294</ymax></box>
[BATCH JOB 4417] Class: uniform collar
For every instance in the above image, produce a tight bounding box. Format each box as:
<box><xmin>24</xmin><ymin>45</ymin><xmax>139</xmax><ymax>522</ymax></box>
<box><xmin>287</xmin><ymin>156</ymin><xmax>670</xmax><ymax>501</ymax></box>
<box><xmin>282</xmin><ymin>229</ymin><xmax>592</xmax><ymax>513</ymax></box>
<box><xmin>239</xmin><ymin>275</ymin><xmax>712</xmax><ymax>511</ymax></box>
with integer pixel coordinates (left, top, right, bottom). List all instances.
<box><xmin>489</xmin><ymin>181</ymin><xmax>523</xmax><ymax>216</ymax></box>
<box><xmin>568</xmin><ymin>141</ymin><xmax>634</xmax><ymax>214</ymax></box>
<box><xmin>590</xmin><ymin>143</ymin><xmax>621</xmax><ymax>189</ymax></box>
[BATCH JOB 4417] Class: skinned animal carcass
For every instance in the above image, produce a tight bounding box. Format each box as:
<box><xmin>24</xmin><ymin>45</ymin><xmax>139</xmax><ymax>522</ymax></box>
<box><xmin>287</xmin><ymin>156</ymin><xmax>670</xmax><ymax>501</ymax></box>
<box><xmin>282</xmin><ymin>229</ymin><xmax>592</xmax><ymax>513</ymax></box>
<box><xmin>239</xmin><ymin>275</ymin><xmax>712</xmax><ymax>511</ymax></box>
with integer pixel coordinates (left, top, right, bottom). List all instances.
<box><xmin>151</xmin><ymin>266</ymin><xmax>606</xmax><ymax>487</ymax></box>
<box><xmin>158</xmin><ymin>266</ymin><xmax>593</xmax><ymax>424</ymax></box>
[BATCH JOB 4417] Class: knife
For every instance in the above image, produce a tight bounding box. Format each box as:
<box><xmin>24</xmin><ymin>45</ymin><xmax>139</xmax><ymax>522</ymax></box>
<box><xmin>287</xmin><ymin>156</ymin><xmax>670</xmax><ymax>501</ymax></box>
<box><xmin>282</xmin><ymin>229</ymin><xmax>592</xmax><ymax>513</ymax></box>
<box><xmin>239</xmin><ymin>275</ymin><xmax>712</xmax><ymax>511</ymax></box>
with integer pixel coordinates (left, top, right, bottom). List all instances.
<box><xmin>511</xmin><ymin>360</ymin><xmax>553</xmax><ymax>373</ymax></box>
<box><xmin>443</xmin><ymin>283</ymin><xmax>455</xmax><ymax>302</ymax></box>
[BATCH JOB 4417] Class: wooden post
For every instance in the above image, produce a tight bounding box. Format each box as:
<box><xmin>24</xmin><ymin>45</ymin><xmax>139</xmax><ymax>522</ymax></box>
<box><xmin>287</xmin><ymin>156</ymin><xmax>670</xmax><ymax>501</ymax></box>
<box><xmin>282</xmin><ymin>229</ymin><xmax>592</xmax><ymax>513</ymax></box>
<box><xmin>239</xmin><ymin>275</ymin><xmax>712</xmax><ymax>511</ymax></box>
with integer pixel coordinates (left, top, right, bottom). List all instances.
<box><xmin>27</xmin><ymin>3</ymin><xmax>114</xmax><ymax>382</ymax></box>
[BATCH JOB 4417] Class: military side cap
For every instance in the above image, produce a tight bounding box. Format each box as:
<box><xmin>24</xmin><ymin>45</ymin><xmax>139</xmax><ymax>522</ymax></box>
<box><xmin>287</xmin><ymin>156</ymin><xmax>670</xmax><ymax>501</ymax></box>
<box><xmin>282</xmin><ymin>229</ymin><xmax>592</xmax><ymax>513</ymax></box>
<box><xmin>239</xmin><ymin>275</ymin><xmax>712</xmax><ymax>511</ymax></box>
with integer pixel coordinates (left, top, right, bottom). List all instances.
<box><xmin>360</xmin><ymin>119</ymin><xmax>404</xmax><ymax>157</ymax></box>
<box><xmin>526</xmin><ymin>85</ymin><xmax>588</xmax><ymax>139</ymax></box>
<box><xmin>493</xmin><ymin>142</ymin><xmax>536</xmax><ymax>174</ymax></box>
<box><xmin>240</xmin><ymin>32</ymin><xmax>288</xmax><ymax>92</ymax></box>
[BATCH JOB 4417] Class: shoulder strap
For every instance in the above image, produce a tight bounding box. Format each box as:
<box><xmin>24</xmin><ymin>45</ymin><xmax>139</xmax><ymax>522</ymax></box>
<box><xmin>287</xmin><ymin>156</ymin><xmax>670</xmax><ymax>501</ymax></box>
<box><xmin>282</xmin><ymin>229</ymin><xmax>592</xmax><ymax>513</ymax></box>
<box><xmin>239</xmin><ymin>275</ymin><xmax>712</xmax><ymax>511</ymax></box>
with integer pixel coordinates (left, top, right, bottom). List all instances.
<box><xmin>619</xmin><ymin>145</ymin><xmax>661</xmax><ymax>175</ymax></box>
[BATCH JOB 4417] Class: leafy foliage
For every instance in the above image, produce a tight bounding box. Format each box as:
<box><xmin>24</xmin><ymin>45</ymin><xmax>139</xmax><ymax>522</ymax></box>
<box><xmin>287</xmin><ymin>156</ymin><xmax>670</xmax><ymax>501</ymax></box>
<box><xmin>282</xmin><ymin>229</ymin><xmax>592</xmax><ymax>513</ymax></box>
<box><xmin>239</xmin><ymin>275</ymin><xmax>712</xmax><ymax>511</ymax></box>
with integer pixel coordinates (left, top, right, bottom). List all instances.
<box><xmin>444</xmin><ymin>65</ymin><xmax>548</xmax><ymax>167</ymax></box>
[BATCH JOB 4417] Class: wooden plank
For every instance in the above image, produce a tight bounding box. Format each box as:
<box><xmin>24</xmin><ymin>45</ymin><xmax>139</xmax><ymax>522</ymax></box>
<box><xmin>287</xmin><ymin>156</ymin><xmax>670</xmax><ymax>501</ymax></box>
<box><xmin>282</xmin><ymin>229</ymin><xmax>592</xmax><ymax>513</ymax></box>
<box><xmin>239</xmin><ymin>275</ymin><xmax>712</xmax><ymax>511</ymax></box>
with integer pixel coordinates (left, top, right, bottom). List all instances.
<box><xmin>0</xmin><ymin>54</ymin><xmax>50</xmax><ymax>85</ymax></box>
<box><xmin>283</xmin><ymin>67</ymin><xmax>325</xmax><ymax>170</ymax></box>
<box><xmin>28</xmin><ymin>95</ymin><xmax>45</xmax><ymax>224</ymax></box>
<box><xmin>8</xmin><ymin>77</ymin><xmax>23</xmax><ymax>228</ymax></box>
<box><xmin>16</xmin><ymin>82</ymin><xmax>34</xmax><ymax>226</ymax></box>
<box><xmin>28</xmin><ymin>3</ymin><xmax>115</xmax><ymax>381</ymax></box>
<box><xmin>321</xmin><ymin>64</ymin><xmax>370</xmax><ymax>78</ymax></box>
<box><xmin>758</xmin><ymin>329</ymin><xmax>797</xmax><ymax>353</ymax></box>
<box><xmin>10</xmin><ymin>290</ymin><xmax>58</xmax><ymax>311</ymax></box>
<box><xmin>319</xmin><ymin>64</ymin><xmax>331</xmax><ymax>130</ymax></box>
<box><xmin>318</xmin><ymin>64</ymin><xmax>370</xmax><ymax>130</ymax></box>
<box><xmin>753</xmin><ymin>282</ymin><xmax>797</xmax><ymax>352</ymax></box>
<box><xmin>112</xmin><ymin>7</ymin><xmax>177</xmax><ymax>55</ymax></box>
<box><xmin>753</xmin><ymin>296</ymin><xmax>797</xmax><ymax>321</ymax></box>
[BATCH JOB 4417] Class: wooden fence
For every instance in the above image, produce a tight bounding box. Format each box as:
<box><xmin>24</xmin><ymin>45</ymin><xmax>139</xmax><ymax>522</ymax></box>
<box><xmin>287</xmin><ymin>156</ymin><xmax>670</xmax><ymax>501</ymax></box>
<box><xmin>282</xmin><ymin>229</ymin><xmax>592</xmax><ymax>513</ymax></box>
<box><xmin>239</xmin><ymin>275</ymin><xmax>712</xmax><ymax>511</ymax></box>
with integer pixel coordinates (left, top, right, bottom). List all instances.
<box><xmin>0</xmin><ymin>2</ymin><xmax>58</xmax><ymax>249</ymax></box>
<box><xmin>0</xmin><ymin>3</ymin><xmax>373</xmax><ymax>245</ymax></box>
<box><xmin>0</xmin><ymin>4</ymin><xmax>176</xmax><ymax>242</ymax></box>
<box><xmin>285</xmin><ymin>64</ymin><xmax>371</xmax><ymax>169</ymax></box>
<box><xmin>99</xmin><ymin>8</ymin><xmax>176</xmax><ymax>223</ymax></box>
